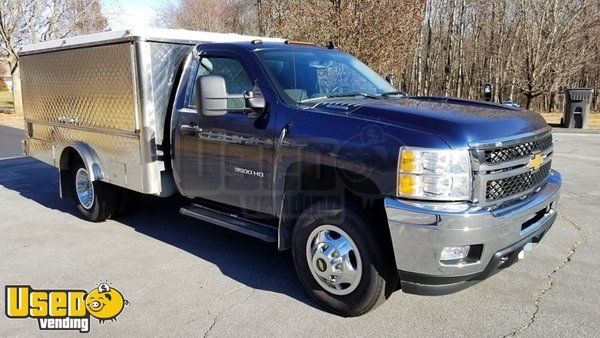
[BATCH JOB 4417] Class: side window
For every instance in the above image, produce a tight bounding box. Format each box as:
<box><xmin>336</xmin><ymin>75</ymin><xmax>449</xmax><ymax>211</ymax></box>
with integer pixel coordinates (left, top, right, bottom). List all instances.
<box><xmin>189</xmin><ymin>56</ymin><xmax>253</xmax><ymax>108</ymax></box>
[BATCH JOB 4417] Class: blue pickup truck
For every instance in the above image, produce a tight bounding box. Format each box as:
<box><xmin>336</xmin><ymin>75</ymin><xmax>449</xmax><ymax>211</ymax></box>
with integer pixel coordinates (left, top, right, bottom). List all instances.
<box><xmin>19</xmin><ymin>29</ymin><xmax>561</xmax><ymax>317</ymax></box>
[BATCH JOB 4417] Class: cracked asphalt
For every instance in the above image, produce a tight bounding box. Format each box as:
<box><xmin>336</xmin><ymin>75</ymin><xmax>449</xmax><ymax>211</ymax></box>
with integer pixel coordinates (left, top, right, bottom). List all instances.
<box><xmin>0</xmin><ymin>132</ymin><xmax>599</xmax><ymax>336</ymax></box>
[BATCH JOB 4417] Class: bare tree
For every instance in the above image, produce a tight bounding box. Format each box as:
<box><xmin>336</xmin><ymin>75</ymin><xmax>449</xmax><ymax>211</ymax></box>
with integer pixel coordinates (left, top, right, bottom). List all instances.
<box><xmin>155</xmin><ymin>0</ymin><xmax>598</xmax><ymax>112</ymax></box>
<box><xmin>156</xmin><ymin>0</ymin><xmax>423</xmax><ymax>83</ymax></box>
<box><xmin>0</xmin><ymin>0</ymin><xmax>108</xmax><ymax>72</ymax></box>
<box><xmin>156</xmin><ymin>0</ymin><xmax>260</xmax><ymax>35</ymax></box>
<box><xmin>510</xmin><ymin>0</ymin><xmax>599</xmax><ymax>109</ymax></box>
<box><xmin>404</xmin><ymin>0</ymin><xmax>599</xmax><ymax>111</ymax></box>
<box><xmin>259</xmin><ymin>0</ymin><xmax>424</xmax><ymax>82</ymax></box>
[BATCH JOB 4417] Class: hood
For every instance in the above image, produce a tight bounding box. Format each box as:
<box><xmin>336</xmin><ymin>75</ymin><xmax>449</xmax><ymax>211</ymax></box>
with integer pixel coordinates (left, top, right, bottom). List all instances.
<box><xmin>311</xmin><ymin>97</ymin><xmax>549</xmax><ymax>148</ymax></box>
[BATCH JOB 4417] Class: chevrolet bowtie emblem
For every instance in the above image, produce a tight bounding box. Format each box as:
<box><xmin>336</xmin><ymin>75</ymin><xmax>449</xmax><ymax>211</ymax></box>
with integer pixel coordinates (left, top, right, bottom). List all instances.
<box><xmin>528</xmin><ymin>153</ymin><xmax>544</xmax><ymax>171</ymax></box>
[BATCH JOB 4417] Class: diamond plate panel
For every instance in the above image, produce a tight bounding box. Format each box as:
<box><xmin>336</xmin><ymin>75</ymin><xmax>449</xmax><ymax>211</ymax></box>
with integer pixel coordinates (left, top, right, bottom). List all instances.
<box><xmin>26</xmin><ymin>139</ymin><xmax>54</xmax><ymax>165</ymax></box>
<box><xmin>51</xmin><ymin>127</ymin><xmax>144</xmax><ymax>190</ymax></box>
<box><xmin>19</xmin><ymin>41</ymin><xmax>195</xmax><ymax>195</ymax></box>
<box><xmin>20</xmin><ymin>43</ymin><xmax>137</xmax><ymax>131</ymax></box>
<box><xmin>31</xmin><ymin>123</ymin><xmax>53</xmax><ymax>141</ymax></box>
<box><xmin>137</xmin><ymin>42</ymin><xmax>192</xmax><ymax>156</ymax></box>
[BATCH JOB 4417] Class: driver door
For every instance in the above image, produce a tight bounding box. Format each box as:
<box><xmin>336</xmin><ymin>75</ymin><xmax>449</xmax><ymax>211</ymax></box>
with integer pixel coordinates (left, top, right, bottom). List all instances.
<box><xmin>175</xmin><ymin>49</ymin><xmax>275</xmax><ymax>214</ymax></box>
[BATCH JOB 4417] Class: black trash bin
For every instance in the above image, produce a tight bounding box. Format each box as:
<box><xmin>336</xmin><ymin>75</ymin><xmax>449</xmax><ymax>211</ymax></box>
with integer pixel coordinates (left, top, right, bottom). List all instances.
<box><xmin>563</xmin><ymin>88</ymin><xmax>594</xmax><ymax>128</ymax></box>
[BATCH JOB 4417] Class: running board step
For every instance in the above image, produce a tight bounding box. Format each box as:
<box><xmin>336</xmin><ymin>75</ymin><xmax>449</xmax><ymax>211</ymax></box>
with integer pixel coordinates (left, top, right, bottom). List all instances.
<box><xmin>180</xmin><ymin>204</ymin><xmax>277</xmax><ymax>242</ymax></box>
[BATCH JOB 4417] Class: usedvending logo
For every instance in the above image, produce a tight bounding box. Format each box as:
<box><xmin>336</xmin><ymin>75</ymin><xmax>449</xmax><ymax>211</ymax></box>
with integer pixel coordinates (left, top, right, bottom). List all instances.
<box><xmin>5</xmin><ymin>281</ymin><xmax>129</xmax><ymax>333</ymax></box>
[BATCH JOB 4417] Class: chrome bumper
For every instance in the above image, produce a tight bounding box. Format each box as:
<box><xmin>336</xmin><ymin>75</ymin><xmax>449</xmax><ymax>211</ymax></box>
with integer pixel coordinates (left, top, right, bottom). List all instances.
<box><xmin>385</xmin><ymin>170</ymin><xmax>561</xmax><ymax>293</ymax></box>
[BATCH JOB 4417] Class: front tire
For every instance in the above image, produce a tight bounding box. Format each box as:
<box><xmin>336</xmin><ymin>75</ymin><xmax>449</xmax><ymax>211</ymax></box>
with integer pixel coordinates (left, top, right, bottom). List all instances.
<box><xmin>291</xmin><ymin>201</ymin><xmax>396</xmax><ymax>317</ymax></box>
<box><xmin>70</xmin><ymin>162</ymin><xmax>117</xmax><ymax>222</ymax></box>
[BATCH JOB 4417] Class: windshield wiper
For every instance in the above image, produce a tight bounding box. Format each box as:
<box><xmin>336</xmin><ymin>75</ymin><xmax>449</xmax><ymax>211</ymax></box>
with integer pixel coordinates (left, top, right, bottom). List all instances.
<box><xmin>380</xmin><ymin>91</ymin><xmax>408</xmax><ymax>97</ymax></box>
<box><xmin>325</xmin><ymin>92</ymin><xmax>382</xmax><ymax>100</ymax></box>
<box><xmin>299</xmin><ymin>92</ymin><xmax>382</xmax><ymax>103</ymax></box>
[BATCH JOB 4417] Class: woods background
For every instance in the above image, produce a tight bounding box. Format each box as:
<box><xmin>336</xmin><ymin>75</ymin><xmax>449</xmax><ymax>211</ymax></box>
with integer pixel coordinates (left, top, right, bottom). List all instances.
<box><xmin>1</xmin><ymin>0</ymin><xmax>599</xmax><ymax>113</ymax></box>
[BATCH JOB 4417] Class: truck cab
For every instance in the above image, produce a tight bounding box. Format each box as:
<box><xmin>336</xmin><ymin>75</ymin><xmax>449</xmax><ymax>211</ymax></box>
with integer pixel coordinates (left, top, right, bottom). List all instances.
<box><xmin>170</xmin><ymin>40</ymin><xmax>561</xmax><ymax>314</ymax></box>
<box><xmin>18</xmin><ymin>30</ymin><xmax>561</xmax><ymax>317</ymax></box>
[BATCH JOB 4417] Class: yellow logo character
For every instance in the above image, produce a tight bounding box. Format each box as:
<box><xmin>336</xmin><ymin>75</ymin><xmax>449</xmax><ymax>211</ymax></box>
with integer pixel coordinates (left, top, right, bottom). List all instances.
<box><xmin>85</xmin><ymin>283</ymin><xmax>129</xmax><ymax>323</ymax></box>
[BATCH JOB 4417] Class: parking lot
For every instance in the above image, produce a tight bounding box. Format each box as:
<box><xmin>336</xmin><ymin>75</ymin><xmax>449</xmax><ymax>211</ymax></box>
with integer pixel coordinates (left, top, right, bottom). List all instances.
<box><xmin>0</xmin><ymin>130</ymin><xmax>599</xmax><ymax>336</ymax></box>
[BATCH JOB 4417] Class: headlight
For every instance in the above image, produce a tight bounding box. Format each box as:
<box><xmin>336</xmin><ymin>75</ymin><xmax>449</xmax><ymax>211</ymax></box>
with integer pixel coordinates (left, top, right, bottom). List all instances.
<box><xmin>397</xmin><ymin>147</ymin><xmax>472</xmax><ymax>201</ymax></box>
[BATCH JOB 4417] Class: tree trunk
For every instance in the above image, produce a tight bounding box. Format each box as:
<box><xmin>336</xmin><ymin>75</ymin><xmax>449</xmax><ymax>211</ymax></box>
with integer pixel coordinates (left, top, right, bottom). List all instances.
<box><xmin>443</xmin><ymin>0</ymin><xmax>455</xmax><ymax>97</ymax></box>
<box><xmin>525</xmin><ymin>94</ymin><xmax>533</xmax><ymax>110</ymax></box>
<box><xmin>456</xmin><ymin>0</ymin><xmax>465</xmax><ymax>97</ymax></box>
<box><xmin>10</xmin><ymin>66</ymin><xmax>22</xmax><ymax>116</ymax></box>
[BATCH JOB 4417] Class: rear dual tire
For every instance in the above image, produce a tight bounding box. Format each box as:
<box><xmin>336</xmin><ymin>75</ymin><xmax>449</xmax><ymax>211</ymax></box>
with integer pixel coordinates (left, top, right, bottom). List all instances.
<box><xmin>71</xmin><ymin>162</ymin><xmax>117</xmax><ymax>222</ymax></box>
<box><xmin>70</xmin><ymin>162</ymin><xmax>136</xmax><ymax>222</ymax></box>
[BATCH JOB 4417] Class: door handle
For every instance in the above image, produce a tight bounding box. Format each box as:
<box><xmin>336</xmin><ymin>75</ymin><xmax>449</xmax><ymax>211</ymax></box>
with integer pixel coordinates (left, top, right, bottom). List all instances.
<box><xmin>180</xmin><ymin>124</ymin><xmax>202</xmax><ymax>135</ymax></box>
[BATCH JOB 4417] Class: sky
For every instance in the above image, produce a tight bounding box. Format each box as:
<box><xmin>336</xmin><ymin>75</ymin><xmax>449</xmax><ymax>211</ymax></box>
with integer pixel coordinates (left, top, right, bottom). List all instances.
<box><xmin>103</xmin><ymin>0</ymin><xmax>165</xmax><ymax>30</ymax></box>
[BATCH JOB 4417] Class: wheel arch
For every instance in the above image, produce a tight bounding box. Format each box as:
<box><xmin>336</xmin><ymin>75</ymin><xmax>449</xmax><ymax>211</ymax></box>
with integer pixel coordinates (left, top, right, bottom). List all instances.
<box><xmin>58</xmin><ymin>142</ymin><xmax>106</xmax><ymax>198</ymax></box>
<box><xmin>277</xmin><ymin>162</ymin><xmax>393</xmax><ymax>259</ymax></box>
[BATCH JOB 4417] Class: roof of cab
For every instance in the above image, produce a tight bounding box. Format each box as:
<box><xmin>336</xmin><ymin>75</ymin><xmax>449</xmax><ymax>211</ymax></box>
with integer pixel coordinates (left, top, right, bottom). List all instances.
<box><xmin>17</xmin><ymin>28</ymin><xmax>285</xmax><ymax>56</ymax></box>
<box><xmin>199</xmin><ymin>40</ymin><xmax>336</xmax><ymax>53</ymax></box>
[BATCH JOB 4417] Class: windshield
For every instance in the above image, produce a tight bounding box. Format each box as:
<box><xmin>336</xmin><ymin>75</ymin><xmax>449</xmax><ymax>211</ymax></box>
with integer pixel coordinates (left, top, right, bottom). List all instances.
<box><xmin>255</xmin><ymin>48</ymin><xmax>397</xmax><ymax>105</ymax></box>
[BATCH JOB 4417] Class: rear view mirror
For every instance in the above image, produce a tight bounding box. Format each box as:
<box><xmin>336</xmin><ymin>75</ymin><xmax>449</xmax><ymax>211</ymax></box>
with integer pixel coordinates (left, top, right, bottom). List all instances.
<box><xmin>195</xmin><ymin>75</ymin><xmax>228</xmax><ymax>117</ymax></box>
<box><xmin>245</xmin><ymin>81</ymin><xmax>266</xmax><ymax>111</ymax></box>
<box><xmin>245</xmin><ymin>92</ymin><xmax>265</xmax><ymax>110</ymax></box>
<box><xmin>385</xmin><ymin>74</ymin><xmax>394</xmax><ymax>86</ymax></box>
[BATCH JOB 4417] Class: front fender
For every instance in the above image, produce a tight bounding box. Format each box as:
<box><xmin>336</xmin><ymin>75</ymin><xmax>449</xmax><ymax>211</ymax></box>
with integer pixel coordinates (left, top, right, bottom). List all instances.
<box><xmin>272</xmin><ymin>113</ymin><xmax>450</xmax><ymax>250</ymax></box>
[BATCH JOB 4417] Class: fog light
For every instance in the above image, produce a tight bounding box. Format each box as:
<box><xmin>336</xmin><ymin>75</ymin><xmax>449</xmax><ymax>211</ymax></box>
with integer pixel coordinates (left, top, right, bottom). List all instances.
<box><xmin>440</xmin><ymin>246</ymin><xmax>470</xmax><ymax>261</ymax></box>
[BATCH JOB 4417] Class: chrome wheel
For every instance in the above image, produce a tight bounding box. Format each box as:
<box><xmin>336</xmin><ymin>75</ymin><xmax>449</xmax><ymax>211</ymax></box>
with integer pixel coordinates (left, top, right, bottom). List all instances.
<box><xmin>306</xmin><ymin>224</ymin><xmax>362</xmax><ymax>295</ymax></box>
<box><xmin>75</xmin><ymin>168</ymin><xmax>94</xmax><ymax>210</ymax></box>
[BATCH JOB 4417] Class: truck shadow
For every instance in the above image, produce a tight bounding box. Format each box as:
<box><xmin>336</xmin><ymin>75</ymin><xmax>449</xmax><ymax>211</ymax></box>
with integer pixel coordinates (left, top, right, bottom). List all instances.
<box><xmin>0</xmin><ymin>156</ymin><xmax>315</xmax><ymax>309</ymax></box>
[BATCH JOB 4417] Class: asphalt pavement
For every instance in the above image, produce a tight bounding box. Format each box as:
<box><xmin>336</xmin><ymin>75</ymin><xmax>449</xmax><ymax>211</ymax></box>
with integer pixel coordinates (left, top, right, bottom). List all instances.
<box><xmin>0</xmin><ymin>133</ymin><xmax>598</xmax><ymax>336</ymax></box>
<box><xmin>0</xmin><ymin>125</ymin><xmax>23</xmax><ymax>158</ymax></box>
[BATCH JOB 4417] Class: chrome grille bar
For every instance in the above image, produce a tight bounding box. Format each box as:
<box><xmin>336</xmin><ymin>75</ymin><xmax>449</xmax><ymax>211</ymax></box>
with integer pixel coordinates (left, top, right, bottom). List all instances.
<box><xmin>484</xmin><ymin>134</ymin><xmax>553</xmax><ymax>164</ymax></box>
<box><xmin>470</xmin><ymin>128</ymin><xmax>554</xmax><ymax>206</ymax></box>
<box><xmin>486</xmin><ymin>161</ymin><xmax>552</xmax><ymax>201</ymax></box>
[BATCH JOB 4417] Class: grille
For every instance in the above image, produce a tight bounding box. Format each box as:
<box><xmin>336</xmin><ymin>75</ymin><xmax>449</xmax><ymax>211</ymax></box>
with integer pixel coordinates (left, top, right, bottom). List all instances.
<box><xmin>484</xmin><ymin>134</ymin><xmax>553</xmax><ymax>164</ymax></box>
<box><xmin>486</xmin><ymin>161</ymin><xmax>552</xmax><ymax>201</ymax></box>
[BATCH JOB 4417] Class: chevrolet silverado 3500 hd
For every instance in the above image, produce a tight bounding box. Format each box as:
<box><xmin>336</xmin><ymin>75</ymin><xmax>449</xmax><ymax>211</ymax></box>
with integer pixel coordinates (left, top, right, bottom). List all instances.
<box><xmin>17</xmin><ymin>29</ymin><xmax>561</xmax><ymax>316</ymax></box>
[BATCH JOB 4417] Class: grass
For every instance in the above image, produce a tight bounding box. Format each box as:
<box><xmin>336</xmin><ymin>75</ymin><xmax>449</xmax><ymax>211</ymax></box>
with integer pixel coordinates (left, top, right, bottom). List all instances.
<box><xmin>541</xmin><ymin>112</ymin><xmax>600</xmax><ymax>129</ymax></box>
<box><xmin>0</xmin><ymin>91</ymin><xmax>14</xmax><ymax>107</ymax></box>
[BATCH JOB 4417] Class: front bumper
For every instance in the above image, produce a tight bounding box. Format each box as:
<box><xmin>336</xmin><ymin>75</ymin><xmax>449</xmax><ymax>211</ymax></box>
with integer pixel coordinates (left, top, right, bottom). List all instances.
<box><xmin>385</xmin><ymin>170</ymin><xmax>562</xmax><ymax>295</ymax></box>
